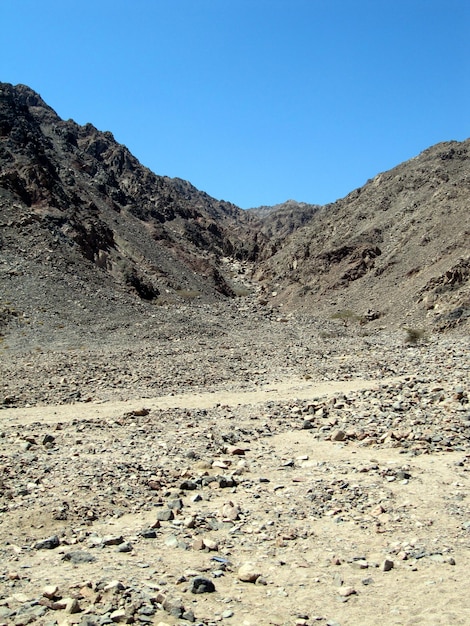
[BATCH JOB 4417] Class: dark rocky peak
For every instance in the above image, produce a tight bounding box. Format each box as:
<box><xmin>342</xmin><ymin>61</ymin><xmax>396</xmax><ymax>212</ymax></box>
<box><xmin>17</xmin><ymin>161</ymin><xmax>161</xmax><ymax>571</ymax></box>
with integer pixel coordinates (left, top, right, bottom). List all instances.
<box><xmin>0</xmin><ymin>82</ymin><xmax>258</xmax><ymax>311</ymax></box>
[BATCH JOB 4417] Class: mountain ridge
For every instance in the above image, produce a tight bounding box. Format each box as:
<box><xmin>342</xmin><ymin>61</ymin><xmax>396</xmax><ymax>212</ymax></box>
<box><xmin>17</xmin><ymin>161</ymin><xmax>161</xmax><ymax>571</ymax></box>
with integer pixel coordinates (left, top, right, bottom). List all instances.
<box><xmin>1</xmin><ymin>82</ymin><xmax>468</xmax><ymax>344</ymax></box>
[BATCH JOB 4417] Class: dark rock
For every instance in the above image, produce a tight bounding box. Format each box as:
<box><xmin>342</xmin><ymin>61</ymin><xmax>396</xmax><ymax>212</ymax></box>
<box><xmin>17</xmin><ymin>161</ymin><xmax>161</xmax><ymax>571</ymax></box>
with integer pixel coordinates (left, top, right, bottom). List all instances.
<box><xmin>102</xmin><ymin>535</ymin><xmax>124</xmax><ymax>546</ymax></box>
<box><xmin>62</xmin><ymin>550</ymin><xmax>97</xmax><ymax>564</ymax></box>
<box><xmin>167</xmin><ymin>498</ymin><xmax>183</xmax><ymax>511</ymax></box>
<box><xmin>190</xmin><ymin>576</ymin><xmax>216</xmax><ymax>594</ymax></box>
<box><xmin>156</xmin><ymin>509</ymin><xmax>174</xmax><ymax>522</ymax></box>
<box><xmin>34</xmin><ymin>535</ymin><xmax>60</xmax><ymax>550</ymax></box>
<box><xmin>180</xmin><ymin>480</ymin><xmax>199</xmax><ymax>491</ymax></box>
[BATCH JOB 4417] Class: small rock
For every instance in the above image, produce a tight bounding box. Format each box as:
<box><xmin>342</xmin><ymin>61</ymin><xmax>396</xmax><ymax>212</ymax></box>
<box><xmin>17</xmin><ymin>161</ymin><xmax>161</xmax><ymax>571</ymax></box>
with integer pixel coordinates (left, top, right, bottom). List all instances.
<box><xmin>34</xmin><ymin>535</ymin><xmax>60</xmax><ymax>550</ymax></box>
<box><xmin>221</xmin><ymin>502</ymin><xmax>240</xmax><ymax>521</ymax></box>
<box><xmin>350</xmin><ymin>559</ymin><xmax>369</xmax><ymax>570</ymax></box>
<box><xmin>43</xmin><ymin>585</ymin><xmax>59</xmax><ymax>600</ymax></box>
<box><xmin>116</xmin><ymin>542</ymin><xmax>133</xmax><ymax>553</ymax></box>
<box><xmin>110</xmin><ymin>608</ymin><xmax>130</xmax><ymax>622</ymax></box>
<box><xmin>182</xmin><ymin>609</ymin><xmax>196</xmax><ymax>622</ymax></box>
<box><xmin>102</xmin><ymin>535</ymin><xmax>124</xmax><ymax>546</ymax></box>
<box><xmin>227</xmin><ymin>446</ymin><xmax>245</xmax><ymax>455</ymax></box>
<box><xmin>52</xmin><ymin>597</ymin><xmax>80</xmax><ymax>612</ymax></box>
<box><xmin>192</xmin><ymin>538</ymin><xmax>205</xmax><ymax>551</ymax></box>
<box><xmin>62</xmin><ymin>550</ymin><xmax>96</xmax><ymax>564</ymax></box>
<box><xmin>331</xmin><ymin>430</ymin><xmax>347</xmax><ymax>442</ymax></box>
<box><xmin>382</xmin><ymin>559</ymin><xmax>394</xmax><ymax>572</ymax></box>
<box><xmin>238</xmin><ymin>562</ymin><xmax>261</xmax><ymax>583</ymax></box>
<box><xmin>167</xmin><ymin>498</ymin><xmax>183</xmax><ymax>511</ymax></box>
<box><xmin>183</xmin><ymin>515</ymin><xmax>196</xmax><ymax>528</ymax></box>
<box><xmin>65</xmin><ymin>598</ymin><xmax>81</xmax><ymax>614</ymax></box>
<box><xmin>190</xmin><ymin>576</ymin><xmax>216</xmax><ymax>594</ymax></box>
<box><xmin>156</xmin><ymin>509</ymin><xmax>174</xmax><ymax>522</ymax></box>
<box><xmin>180</xmin><ymin>480</ymin><xmax>198</xmax><ymax>491</ymax></box>
<box><xmin>338</xmin><ymin>586</ymin><xmax>357</xmax><ymax>597</ymax></box>
<box><xmin>203</xmin><ymin>537</ymin><xmax>219</xmax><ymax>551</ymax></box>
<box><xmin>103</xmin><ymin>580</ymin><xmax>126</xmax><ymax>592</ymax></box>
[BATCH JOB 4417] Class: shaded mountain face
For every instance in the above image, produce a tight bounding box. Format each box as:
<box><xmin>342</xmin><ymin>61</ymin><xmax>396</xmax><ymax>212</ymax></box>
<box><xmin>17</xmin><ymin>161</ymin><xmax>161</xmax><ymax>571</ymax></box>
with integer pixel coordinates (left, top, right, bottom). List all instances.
<box><xmin>247</xmin><ymin>200</ymin><xmax>321</xmax><ymax>259</ymax></box>
<box><xmin>0</xmin><ymin>82</ymin><xmax>259</xmax><ymax>318</ymax></box>
<box><xmin>0</xmin><ymin>82</ymin><xmax>468</xmax><ymax>337</ymax></box>
<box><xmin>253</xmin><ymin>139</ymin><xmax>470</xmax><ymax>329</ymax></box>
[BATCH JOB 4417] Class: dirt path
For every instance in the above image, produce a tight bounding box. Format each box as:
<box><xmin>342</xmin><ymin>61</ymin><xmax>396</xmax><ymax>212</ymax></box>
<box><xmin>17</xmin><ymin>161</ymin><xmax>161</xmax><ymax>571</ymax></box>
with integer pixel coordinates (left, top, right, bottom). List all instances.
<box><xmin>0</xmin><ymin>376</ymin><xmax>401</xmax><ymax>425</ymax></box>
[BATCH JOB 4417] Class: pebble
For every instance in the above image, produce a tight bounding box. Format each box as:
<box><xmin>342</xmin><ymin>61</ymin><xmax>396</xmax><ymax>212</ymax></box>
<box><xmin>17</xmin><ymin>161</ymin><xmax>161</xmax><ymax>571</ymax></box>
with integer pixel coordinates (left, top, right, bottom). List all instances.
<box><xmin>337</xmin><ymin>586</ymin><xmax>357</xmax><ymax>597</ymax></box>
<box><xmin>62</xmin><ymin>550</ymin><xmax>96</xmax><ymax>564</ymax></box>
<box><xmin>156</xmin><ymin>509</ymin><xmax>174</xmax><ymax>522</ymax></box>
<box><xmin>42</xmin><ymin>586</ymin><xmax>59</xmax><ymax>600</ymax></box>
<box><xmin>331</xmin><ymin>430</ymin><xmax>346</xmax><ymax>442</ymax></box>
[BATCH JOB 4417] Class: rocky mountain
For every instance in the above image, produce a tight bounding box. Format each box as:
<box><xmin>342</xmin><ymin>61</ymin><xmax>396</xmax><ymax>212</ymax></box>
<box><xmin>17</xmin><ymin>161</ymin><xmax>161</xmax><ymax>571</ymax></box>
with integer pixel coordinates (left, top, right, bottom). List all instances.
<box><xmin>247</xmin><ymin>200</ymin><xmax>320</xmax><ymax>259</ymax></box>
<box><xmin>0</xmin><ymin>82</ymin><xmax>261</xmax><ymax>330</ymax></box>
<box><xmin>253</xmin><ymin>140</ymin><xmax>470</xmax><ymax>329</ymax></box>
<box><xmin>1</xmin><ymin>82</ymin><xmax>469</xmax><ymax>342</ymax></box>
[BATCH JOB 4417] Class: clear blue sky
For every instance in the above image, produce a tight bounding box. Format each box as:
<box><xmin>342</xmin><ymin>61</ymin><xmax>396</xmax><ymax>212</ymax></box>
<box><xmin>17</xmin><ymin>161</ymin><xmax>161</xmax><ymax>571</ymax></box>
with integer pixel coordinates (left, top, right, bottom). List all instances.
<box><xmin>1</xmin><ymin>0</ymin><xmax>469</xmax><ymax>208</ymax></box>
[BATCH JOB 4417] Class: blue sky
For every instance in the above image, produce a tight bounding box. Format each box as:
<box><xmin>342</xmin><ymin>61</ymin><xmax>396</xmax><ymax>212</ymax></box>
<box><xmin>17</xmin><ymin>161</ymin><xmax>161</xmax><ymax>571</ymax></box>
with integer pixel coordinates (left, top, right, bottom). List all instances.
<box><xmin>1</xmin><ymin>0</ymin><xmax>469</xmax><ymax>208</ymax></box>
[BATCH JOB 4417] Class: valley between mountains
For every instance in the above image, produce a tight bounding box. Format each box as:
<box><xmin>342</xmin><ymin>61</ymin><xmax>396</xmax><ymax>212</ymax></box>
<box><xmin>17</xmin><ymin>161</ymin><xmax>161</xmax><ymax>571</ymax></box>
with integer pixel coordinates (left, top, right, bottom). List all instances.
<box><xmin>0</xmin><ymin>83</ymin><xmax>469</xmax><ymax>626</ymax></box>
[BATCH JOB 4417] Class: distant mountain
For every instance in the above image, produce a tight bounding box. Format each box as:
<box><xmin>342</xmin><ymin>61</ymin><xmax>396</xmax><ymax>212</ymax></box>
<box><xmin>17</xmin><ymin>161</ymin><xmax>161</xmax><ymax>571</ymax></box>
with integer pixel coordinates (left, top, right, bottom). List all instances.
<box><xmin>253</xmin><ymin>139</ymin><xmax>470</xmax><ymax>329</ymax></box>
<box><xmin>247</xmin><ymin>200</ymin><xmax>320</xmax><ymax>258</ymax></box>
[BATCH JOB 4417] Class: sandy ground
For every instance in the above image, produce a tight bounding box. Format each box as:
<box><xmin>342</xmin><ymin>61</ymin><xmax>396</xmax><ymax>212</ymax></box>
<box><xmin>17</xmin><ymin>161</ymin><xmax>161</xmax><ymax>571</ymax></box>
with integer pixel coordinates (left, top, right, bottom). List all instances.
<box><xmin>1</xmin><ymin>372</ymin><xmax>469</xmax><ymax>626</ymax></box>
<box><xmin>0</xmin><ymin>377</ymin><xmax>402</xmax><ymax>426</ymax></box>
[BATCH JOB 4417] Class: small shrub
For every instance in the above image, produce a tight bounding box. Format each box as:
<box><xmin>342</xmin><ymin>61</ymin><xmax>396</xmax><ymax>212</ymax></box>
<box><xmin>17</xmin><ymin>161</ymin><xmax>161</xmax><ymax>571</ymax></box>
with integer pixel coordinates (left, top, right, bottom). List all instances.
<box><xmin>232</xmin><ymin>286</ymin><xmax>252</xmax><ymax>297</ymax></box>
<box><xmin>176</xmin><ymin>289</ymin><xmax>201</xmax><ymax>300</ymax></box>
<box><xmin>331</xmin><ymin>309</ymin><xmax>365</xmax><ymax>326</ymax></box>
<box><xmin>404</xmin><ymin>327</ymin><xmax>426</xmax><ymax>345</ymax></box>
<box><xmin>320</xmin><ymin>330</ymin><xmax>344</xmax><ymax>339</ymax></box>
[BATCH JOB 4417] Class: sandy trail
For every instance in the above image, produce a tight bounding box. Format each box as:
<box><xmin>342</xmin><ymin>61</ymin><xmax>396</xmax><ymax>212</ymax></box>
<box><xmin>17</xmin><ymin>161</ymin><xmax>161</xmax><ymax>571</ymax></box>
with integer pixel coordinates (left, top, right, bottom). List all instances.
<box><xmin>0</xmin><ymin>376</ymin><xmax>401</xmax><ymax>425</ymax></box>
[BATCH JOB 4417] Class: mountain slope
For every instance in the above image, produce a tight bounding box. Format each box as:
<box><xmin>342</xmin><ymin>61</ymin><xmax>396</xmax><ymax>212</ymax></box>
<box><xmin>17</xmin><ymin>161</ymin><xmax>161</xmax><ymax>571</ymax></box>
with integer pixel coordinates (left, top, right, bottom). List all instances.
<box><xmin>0</xmin><ymin>82</ymin><xmax>258</xmax><ymax>319</ymax></box>
<box><xmin>253</xmin><ymin>139</ymin><xmax>470</xmax><ymax>328</ymax></box>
